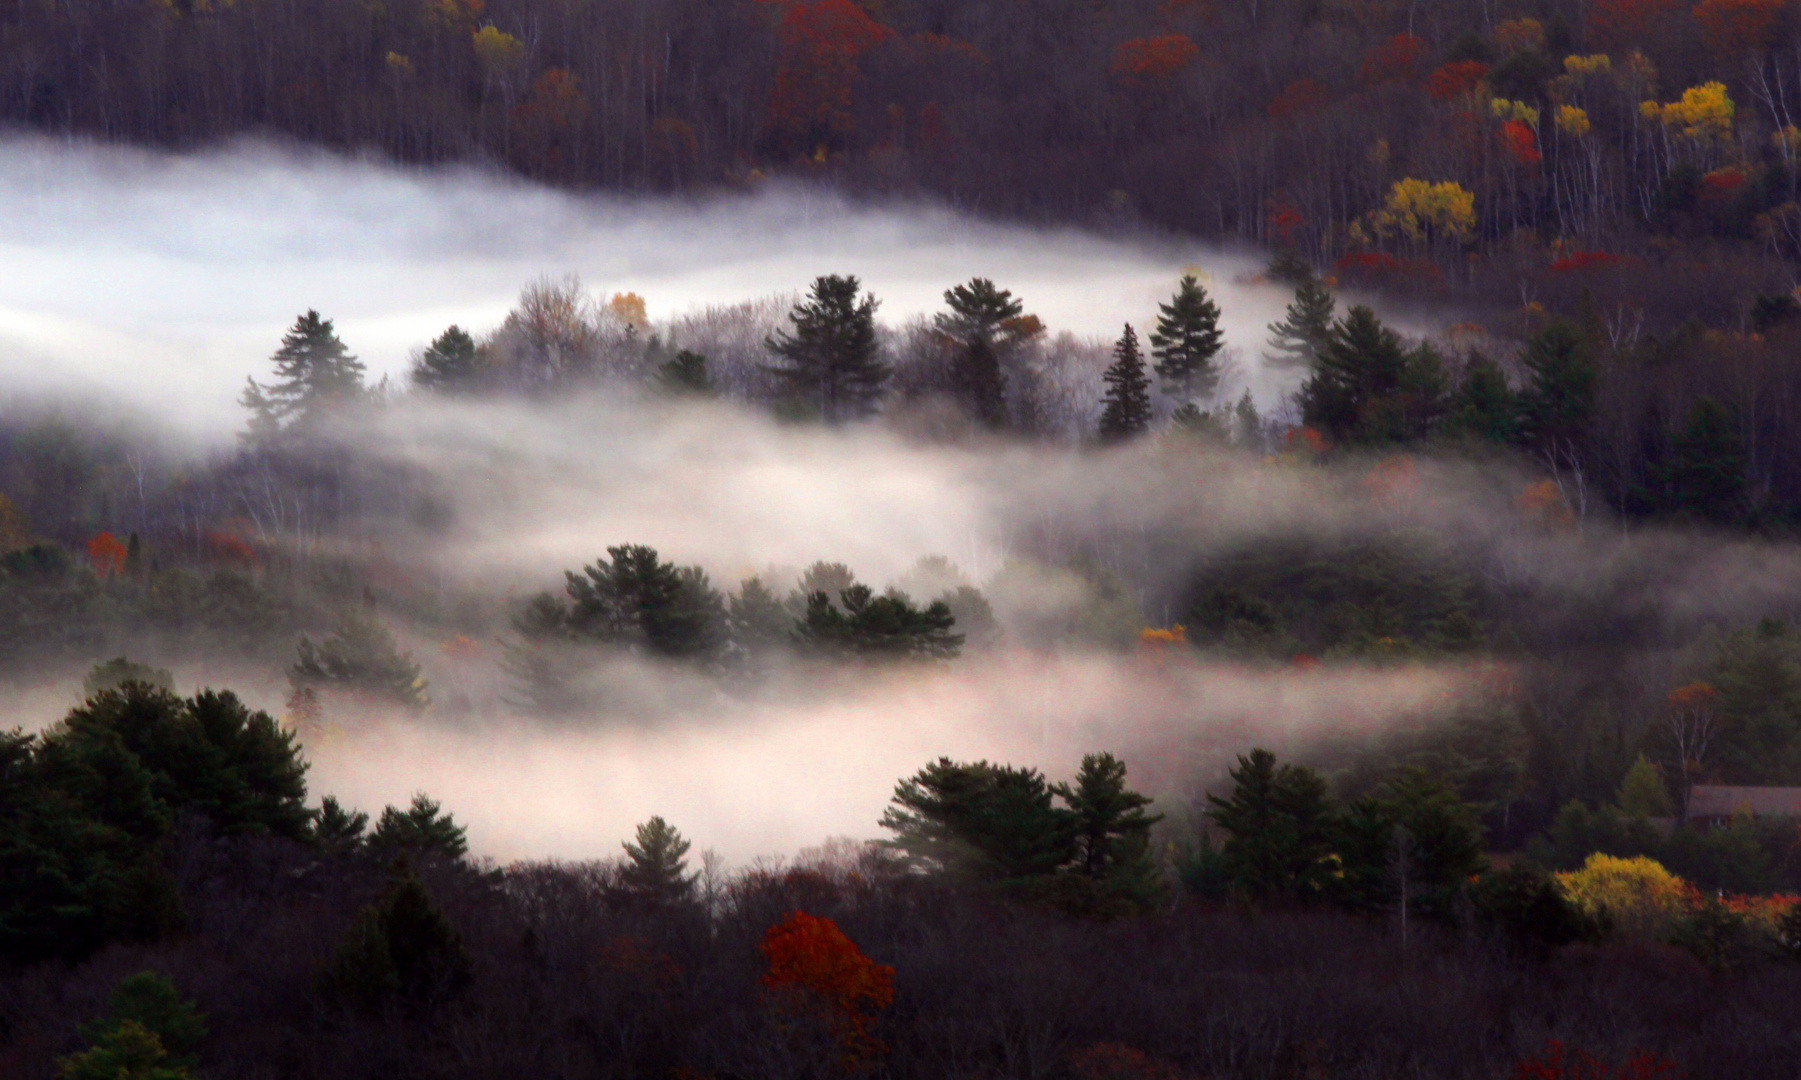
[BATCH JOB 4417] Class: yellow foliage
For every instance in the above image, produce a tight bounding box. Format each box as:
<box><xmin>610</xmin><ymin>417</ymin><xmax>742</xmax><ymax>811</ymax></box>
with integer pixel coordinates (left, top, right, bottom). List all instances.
<box><xmin>1371</xmin><ymin>178</ymin><xmax>1476</xmax><ymax>244</ymax></box>
<box><xmin>1555</xmin><ymin>854</ymin><xmax>1694</xmax><ymax>939</ymax></box>
<box><xmin>472</xmin><ymin>25</ymin><xmax>525</xmax><ymax>75</ymax></box>
<box><xmin>385</xmin><ymin>51</ymin><xmax>414</xmax><ymax>76</ymax></box>
<box><xmin>1490</xmin><ymin>97</ymin><xmax>1540</xmax><ymax>127</ymax></box>
<box><xmin>1493</xmin><ymin>17</ymin><xmax>1545</xmax><ymax>52</ymax></box>
<box><xmin>607</xmin><ymin>291</ymin><xmax>649</xmax><ymax>329</ymax></box>
<box><xmin>1138</xmin><ymin>625</ymin><xmax>1188</xmax><ymax>646</ymax></box>
<box><xmin>1644</xmin><ymin>82</ymin><xmax>1735</xmax><ymax>141</ymax></box>
<box><xmin>1555</xmin><ymin>105</ymin><xmax>1591</xmax><ymax>137</ymax></box>
<box><xmin>1775</xmin><ymin>125</ymin><xmax>1801</xmax><ymax>153</ymax></box>
<box><xmin>1563</xmin><ymin>54</ymin><xmax>1612</xmax><ymax>77</ymax></box>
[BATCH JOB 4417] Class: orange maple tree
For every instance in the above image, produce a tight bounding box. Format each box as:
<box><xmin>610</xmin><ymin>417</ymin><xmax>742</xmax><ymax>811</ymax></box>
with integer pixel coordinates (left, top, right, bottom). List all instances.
<box><xmin>759</xmin><ymin>911</ymin><xmax>894</xmax><ymax>1058</ymax></box>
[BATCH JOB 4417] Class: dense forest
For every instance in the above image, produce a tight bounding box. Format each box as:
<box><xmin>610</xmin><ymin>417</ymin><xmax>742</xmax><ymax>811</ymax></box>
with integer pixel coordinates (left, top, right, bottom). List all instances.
<box><xmin>11</xmin><ymin>0</ymin><xmax>1801</xmax><ymax>1075</ymax></box>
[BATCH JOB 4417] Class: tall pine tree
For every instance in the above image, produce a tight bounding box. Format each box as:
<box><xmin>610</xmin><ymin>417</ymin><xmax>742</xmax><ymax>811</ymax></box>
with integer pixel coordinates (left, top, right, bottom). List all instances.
<box><xmin>241</xmin><ymin>310</ymin><xmax>368</xmax><ymax>440</ymax></box>
<box><xmin>1098</xmin><ymin>324</ymin><xmax>1152</xmax><ymax>442</ymax></box>
<box><xmin>1298</xmin><ymin>306</ymin><xmax>1407</xmax><ymax>444</ymax></box>
<box><xmin>1516</xmin><ymin>319</ymin><xmax>1597</xmax><ymax>452</ymax></box>
<box><xmin>1265</xmin><ymin>277</ymin><xmax>1336</xmax><ymax>372</ymax></box>
<box><xmin>1150</xmin><ymin>275</ymin><xmax>1224</xmax><ymax>403</ymax></box>
<box><xmin>765</xmin><ymin>275</ymin><xmax>891</xmax><ymax>423</ymax></box>
<box><xmin>934</xmin><ymin>278</ymin><xmax>1034</xmax><ymax>428</ymax></box>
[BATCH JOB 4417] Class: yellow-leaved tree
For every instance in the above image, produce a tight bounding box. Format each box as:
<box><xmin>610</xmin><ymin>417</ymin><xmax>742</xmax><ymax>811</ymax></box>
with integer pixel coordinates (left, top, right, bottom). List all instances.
<box><xmin>1369</xmin><ymin>178</ymin><xmax>1476</xmax><ymax>251</ymax></box>
<box><xmin>1555</xmin><ymin>853</ymin><xmax>1695</xmax><ymax>939</ymax></box>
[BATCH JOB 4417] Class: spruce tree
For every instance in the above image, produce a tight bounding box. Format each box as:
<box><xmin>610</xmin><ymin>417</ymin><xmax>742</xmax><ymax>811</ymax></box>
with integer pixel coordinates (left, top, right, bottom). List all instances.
<box><xmin>240</xmin><ymin>310</ymin><xmax>368</xmax><ymax>439</ymax></box>
<box><xmin>1652</xmin><ymin>396</ymin><xmax>1746</xmax><ymax>523</ymax></box>
<box><xmin>1232</xmin><ymin>389</ymin><xmax>1263</xmax><ymax>449</ymax></box>
<box><xmin>1443</xmin><ymin>354</ymin><xmax>1519</xmax><ymax>443</ymax></box>
<box><xmin>412</xmin><ymin>325</ymin><xmax>483</xmax><ymax>392</ymax></box>
<box><xmin>1265</xmin><ymin>276</ymin><xmax>1336</xmax><ymax>371</ymax></box>
<box><xmin>290</xmin><ymin>607</ymin><xmax>430</xmax><ymax>710</ymax></box>
<box><xmin>620</xmin><ymin>815</ymin><xmax>697</xmax><ymax>904</ymax></box>
<box><xmin>935</xmin><ymin>277</ymin><xmax>1030</xmax><ymax>427</ymax></box>
<box><xmin>1206</xmin><ymin>748</ymin><xmax>1338</xmax><ymax>901</ymax></box>
<box><xmin>1516</xmin><ymin>319</ymin><xmax>1597</xmax><ymax>452</ymax></box>
<box><xmin>1298</xmin><ymin>305</ymin><xmax>1407</xmax><ymax>444</ymax></box>
<box><xmin>765</xmin><ymin>275</ymin><xmax>891</xmax><ymax>422</ymax></box>
<box><xmin>1097</xmin><ymin>324</ymin><xmax>1152</xmax><ymax>442</ymax></box>
<box><xmin>1150</xmin><ymin>274</ymin><xmax>1224</xmax><ymax>403</ymax></box>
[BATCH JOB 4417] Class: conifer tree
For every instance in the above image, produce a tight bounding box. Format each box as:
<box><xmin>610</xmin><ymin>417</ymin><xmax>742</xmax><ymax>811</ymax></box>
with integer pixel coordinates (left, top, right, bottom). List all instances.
<box><xmin>290</xmin><ymin>606</ymin><xmax>430</xmax><ymax>710</ymax></box>
<box><xmin>1443</xmin><ymin>355</ymin><xmax>1519</xmax><ymax>443</ymax></box>
<box><xmin>1206</xmin><ymin>748</ymin><xmax>1338</xmax><ymax>901</ymax></box>
<box><xmin>412</xmin><ymin>325</ymin><xmax>483</xmax><ymax>393</ymax></box>
<box><xmin>765</xmin><ymin>275</ymin><xmax>891</xmax><ymax>423</ymax></box>
<box><xmin>794</xmin><ymin>583</ymin><xmax>963</xmax><ymax>660</ymax></box>
<box><xmin>1617</xmin><ymin>755</ymin><xmax>1674</xmax><ymax>817</ymax></box>
<box><xmin>654</xmin><ymin>349</ymin><xmax>714</xmax><ymax>396</ymax></box>
<box><xmin>728</xmin><ymin>575</ymin><xmax>792</xmax><ymax>658</ymax></box>
<box><xmin>1298</xmin><ymin>305</ymin><xmax>1407</xmax><ymax>444</ymax></box>
<box><xmin>880</xmin><ymin>758</ymin><xmax>1076</xmax><ymax>879</ymax></box>
<box><xmin>1516</xmin><ymin>318</ymin><xmax>1597</xmax><ymax>452</ymax></box>
<box><xmin>1150</xmin><ymin>275</ymin><xmax>1225</xmax><ymax>404</ymax></box>
<box><xmin>1232</xmin><ymin>389</ymin><xmax>1263</xmax><ymax>449</ymax></box>
<box><xmin>1053</xmin><ymin>752</ymin><xmax>1163</xmax><ymax>878</ymax></box>
<box><xmin>240</xmin><ymin>310</ymin><xmax>368</xmax><ymax>440</ymax></box>
<box><xmin>935</xmin><ymin>278</ymin><xmax>1034</xmax><ymax>427</ymax></box>
<box><xmin>564</xmin><ymin>544</ymin><xmax>725</xmax><ymax>661</ymax></box>
<box><xmin>620</xmin><ymin>815</ymin><xmax>697</xmax><ymax>904</ymax></box>
<box><xmin>1097</xmin><ymin>324</ymin><xmax>1152</xmax><ymax>442</ymax></box>
<box><xmin>315</xmin><ymin>795</ymin><xmax>370</xmax><ymax>855</ymax></box>
<box><xmin>317</xmin><ymin>860</ymin><xmax>471</xmax><ymax>1011</ymax></box>
<box><xmin>370</xmin><ymin>793</ymin><xmax>468</xmax><ymax>860</ymax></box>
<box><xmin>1652</xmin><ymin>396</ymin><xmax>1746</xmax><ymax>523</ymax></box>
<box><xmin>1265</xmin><ymin>276</ymin><xmax>1336</xmax><ymax>371</ymax></box>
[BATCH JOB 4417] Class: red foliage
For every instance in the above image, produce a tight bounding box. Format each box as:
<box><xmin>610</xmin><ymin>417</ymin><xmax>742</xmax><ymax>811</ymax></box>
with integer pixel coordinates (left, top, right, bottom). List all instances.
<box><xmin>1282</xmin><ymin>425</ymin><xmax>1329</xmax><ymax>455</ymax></box>
<box><xmin>1501</xmin><ymin>119</ymin><xmax>1541</xmax><ymax>164</ymax></box>
<box><xmin>1585</xmin><ymin>0</ymin><xmax>1686</xmax><ymax>49</ymax></box>
<box><xmin>1425</xmin><ymin>60</ymin><xmax>1489</xmax><ymax>101</ymax></box>
<box><xmin>760</xmin><ymin>911</ymin><xmax>894</xmax><ymax>1054</ymax></box>
<box><xmin>1110</xmin><ymin>34</ymin><xmax>1200</xmax><ymax>87</ymax></box>
<box><xmin>1267</xmin><ymin>77</ymin><xmax>1329</xmax><ymax>118</ymax></box>
<box><xmin>1513</xmin><ymin>1040</ymin><xmax>1680</xmax><ymax>1080</ymax></box>
<box><xmin>1358</xmin><ymin>33</ymin><xmax>1425</xmax><ymax>86</ymax></box>
<box><xmin>512</xmin><ymin>69</ymin><xmax>588</xmax><ymax>131</ymax></box>
<box><xmin>86</xmin><ymin>532</ymin><xmax>126</xmax><ymax>578</ymax></box>
<box><xmin>760</xmin><ymin>0</ymin><xmax>895</xmax><ymax>151</ymax></box>
<box><xmin>1332</xmin><ymin>252</ymin><xmax>1443</xmax><ymax>284</ymax></box>
<box><xmin>1266</xmin><ymin>198</ymin><xmax>1305</xmax><ymax>245</ymax></box>
<box><xmin>205</xmin><ymin>529</ymin><xmax>259</xmax><ymax>567</ymax></box>
<box><xmin>1694</xmin><ymin>0</ymin><xmax>1786</xmax><ymax>57</ymax></box>
<box><xmin>1701</xmin><ymin>167</ymin><xmax>1746</xmax><ymax>199</ymax></box>
<box><xmin>1548</xmin><ymin>250</ymin><xmax>1623</xmax><ymax>273</ymax></box>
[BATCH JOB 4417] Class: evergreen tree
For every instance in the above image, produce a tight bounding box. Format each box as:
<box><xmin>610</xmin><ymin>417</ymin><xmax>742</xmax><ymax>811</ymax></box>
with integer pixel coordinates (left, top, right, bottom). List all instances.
<box><xmin>880</xmin><ymin>757</ymin><xmax>1076</xmax><ymax>879</ymax></box>
<box><xmin>935</xmin><ymin>278</ymin><xmax>1030</xmax><ymax>427</ymax></box>
<box><xmin>81</xmin><ymin>656</ymin><xmax>174</xmax><ymax>699</ymax></box>
<box><xmin>1265</xmin><ymin>276</ymin><xmax>1336</xmax><ymax>371</ymax></box>
<box><xmin>315</xmin><ymin>795</ymin><xmax>370</xmax><ymax>855</ymax></box>
<box><xmin>290</xmin><ymin>607</ymin><xmax>429</xmax><ymax>710</ymax></box>
<box><xmin>620</xmin><ymin>815</ymin><xmax>697</xmax><ymax>904</ymax></box>
<box><xmin>240</xmin><ymin>310</ymin><xmax>368</xmax><ymax>440</ymax></box>
<box><xmin>654</xmin><ymin>349</ymin><xmax>714</xmax><ymax>396</ymax></box>
<box><xmin>412</xmin><ymin>325</ymin><xmax>483</xmax><ymax>393</ymax></box>
<box><xmin>765</xmin><ymin>275</ymin><xmax>891</xmax><ymax>422</ymax></box>
<box><xmin>565</xmin><ymin>544</ymin><xmax>725</xmax><ymax>661</ymax></box>
<box><xmin>318</xmin><ymin>860</ymin><xmax>471</xmax><ymax>1011</ymax></box>
<box><xmin>1097</xmin><ymin>324</ymin><xmax>1152</xmax><ymax>442</ymax></box>
<box><xmin>1149</xmin><ymin>274</ymin><xmax>1224</xmax><ymax>403</ymax></box>
<box><xmin>1206</xmin><ymin>748</ymin><xmax>1338</xmax><ymax>901</ymax></box>
<box><xmin>1617</xmin><ymin>755</ymin><xmax>1675</xmax><ymax>818</ymax></box>
<box><xmin>1233</xmin><ymin>389</ymin><xmax>1263</xmax><ymax>449</ymax></box>
<box><xmin>79</xmin><ymin>972</ymin><xmax>207</xmax><ymax>1072</ymax></box>
<box><xmin>1298</xmin><ymin>306</ymin><xmax>1408</xmax><ymax>444</ymax></box>
<box><xmin>370</xmin><ymin>793</ymin><xmax>468</xmax><ymax>861</ymax></box>
<box><xmin>793</xmin><ymin>583</ymin><xmax>963</xmax><ymax>660</ymax></box>
<box><xmin>727</xmin><ymin>575</ymin><xmax>793</xmax><ymax>661</ymax></box>
<box><xmin>1516</xmin><ymin>319</ymin><xmax>1597</xmax><ymax>452</ymax></box>
<box><xmin>1333</xmin><ymin>769</ymin><xmax>1485</xmax><ymax>914</ymax></box>
<box><xmin>784</xmin><ymin>561</ymin><xmax>858</xmax><ymax>619</ymax></box>
<box><xmin>1053</xmin><ymin>752</ymin><xmax>1163</xmax><ymax>878</ymax></box>
<box><xmin>1652</xmin><ymin>396</ymin><xmax>1746</xmax><ymax>523</ymax></box>
<box><xmin>1443</xmin><ymin>354</ymin><xmax>1519</xmax><ymax>443</ymax></box>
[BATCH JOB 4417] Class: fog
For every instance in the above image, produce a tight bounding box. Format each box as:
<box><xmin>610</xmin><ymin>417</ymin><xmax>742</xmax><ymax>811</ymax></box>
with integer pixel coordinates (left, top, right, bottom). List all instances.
<box><xmin>0</xmin><ymin>135</ymin><xmax>1302</xmax><ymax>442</ymax></box>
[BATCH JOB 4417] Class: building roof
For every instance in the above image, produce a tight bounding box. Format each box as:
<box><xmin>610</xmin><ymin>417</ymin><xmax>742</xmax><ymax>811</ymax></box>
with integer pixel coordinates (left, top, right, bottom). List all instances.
<box><xmin>1687</xmin><ymin>785</ymin><xmax>1801</xmax><ymax>819</ymax></box>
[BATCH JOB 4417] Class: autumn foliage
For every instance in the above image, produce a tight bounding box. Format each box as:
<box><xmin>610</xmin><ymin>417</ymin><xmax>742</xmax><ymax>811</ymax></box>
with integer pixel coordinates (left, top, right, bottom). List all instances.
<box><xmin>1358</xmin><ymin>33</ymin><xmax>1425</xmax><ymax>86</ymax></box>
<box><xmin>1585</xmin><ymin>0</ymin><xmax>1687</xmax><ymax>49</ymax></box>
<box><xmin>1266</xmin><ymin>78</ymin><xmax>1329</xmax><ymax>119</ymax></box>
<box><xmin>761</xmin><ymin>0</ymin><xmax>895</xmax><ymax>153</ymax></box>
<box><xmin>85</xmin><ymin>532</ymin><xmax>126</xmax><ymax>577</ymax></box>
<box><xmin>759</xmin><ymin>911</ymin><xmax>894</xmax><ymax>1057</ymax></box>
<box><xmin>1513</xmin><ymin>1040</ymin><xmax>1680</xmax><ymax>1080</ymax></box>
<box><xmin>1109</xmin><ymin>35</ymin><xmax>1199</xmax><ymax>87</ymax></box>
<box><xmin>1694</xmin><ymin>0</ymin><xmax>1787</xmax><ymax>58</ymax></box>
<box><xmin>1425</xmin><ymin>60</ymin><xmax>1489</xmax><ymax>102</ymax></box>
<box><xmin>1501</xmin><ymin>120</ymin><xmax>1541</xmax><ymax>165</ymax></box>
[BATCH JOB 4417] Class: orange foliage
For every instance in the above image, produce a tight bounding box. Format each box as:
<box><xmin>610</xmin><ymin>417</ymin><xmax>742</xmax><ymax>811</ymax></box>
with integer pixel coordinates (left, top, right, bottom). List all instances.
<box><xmin>86</xmin><ymin>532</ymin><xmax>126</xmax><ymax>578</ymax></box>
<box><xmin>1110</xmin><ymin>34</ymin><xmax>1200</xmax><ymax>86</ymax></box>
<box><xmin>1283</xmin><ymin>425</ymin><xmax>1328</xmax><ymax>456</ymax></box>
<box><xmin>760</xmin><ymin>911</ymin><xmax>894</xmax><ymax>1058</ymax></box>
<box><xmin>1266</xmin><ymin>198</ymin><xmax>1305</xmax><ymax>245</ymax></box>
<box><xmin>1667</xmin><ymin>681</ymin><xmax>1719</xmax><ymax>709</ymax></box>
<box><xmin>205</xmin><ymin>528</ymin><xmax>258</xmax><ymax>566</ymax></box>
<box><xmin>1067</xmin><ymin>1041</ymin><xmax>1194</xmax><ymax>1080</ymax></box>
<box><xmin>761</xmin><ymin>0</ymin><xmax>895</xmax><ymax>152</ymax></box>
<box><xmin>1138</xmin><ymin>625</ymin><xmax>1189</xmax><ymax>647</ymax></box>
<box><xmin>1361</xmin><ymin>454</ymin><xmax>1417</xmax><ymax>502</ymax></box>
<box><xmin>1548</xmin><ymin>250</ymin><xmax>1624</xmax><ymax>273</ymax></box>
<box><xmin>1425</xmin><ymin>60</ymin><xmax>1489</xmax><ymax>101</ymax></box>
<box><xmin>1585</xmin><ymin>0</ymin><xmax>1686</xmax><ymax>49</ymax></box>
<box><xmin>1358</xmin><ymin>33</ymin><xmax>1425</xmax><ymax>86</ymax></box>
<box><xmin>513</xmin><ymin>68</ymin><xmax>588</xmax><ymax>130</ymax></box>
<box><xmin>1694</xmin><ymin>0</ymin><xmax>1787</xmax><ymax>57</ymax></box>
<box><xmin>1501</xmin><ymin>119</ymin><xmax>1541</xmax><ymax>164</ymax></box>
<box><xmin>1267</xmin><ymin>77</ymin><xmax>1329</xmax><ymax>118</ymax></box>
<box><xmin>1517</xmin><ymin>478</ymin><xmax>1574</xmax><ymax>525</ymax></box>
<box><xmin>1513</xmin><ymin>1039</ymin><xmax>1679</xmax><ymax>1079</ymax></box>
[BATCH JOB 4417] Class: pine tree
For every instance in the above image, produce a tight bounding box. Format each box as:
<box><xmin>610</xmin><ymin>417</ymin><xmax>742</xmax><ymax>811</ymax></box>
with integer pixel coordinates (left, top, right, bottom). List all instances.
<box><xmin>1443</xmin><ymin>354</ymin><xmax>1519</xmax><ymax>443</ymax></box>
<box><xmin>1097</xmin><ymin>324</ymin><xmax>1152</xmax><ymax>442</ymax></box>
<box><xmin>318</xmin><ymin>860</ymin><xmax>471</xmax><ymax>1010</ymax></box>
<box><xmin>935</xmin><ymin>278</ymin><xmax>1030</xmax><ymax>427</ymax></box>
<box><xmin>564</xmin><ymin>544</ymin><xmax>725</xmax><ymax>661</ymax></box>
<box><xmin>290</xmin><ymin>607</ymin><xmax>430</xmax><ymax>710</ymax></box>
<box><xmin>727</xmin><ymin>575</ymin><xmax>792</xmax><ymax>659</ymax></box>
<box><xmin>1206</xmin><ymin>748</ymin><xmax>1338</xmax><ymax>901</ymax></box>
<box><xmin>1150</xmin><ymin>275</ymin><xmax>1224</xmax><ymax>403</ymax></box>
<box><xmin>794</xmin><ymin>583</ymin><xmax>963</xmax><ymax>660</ymax></box>
<box><xmin>240</xmin><ymin>310</ymin><xmax>368</xmax><ymax>440</ymax></box>
<box><xmin>1053</xmin><ymin>752</ymin><xmax>1163</xmax><ymax>878</ymax></box>
<box><xmin>620</xmin><ymin>815</ymin><xmax>697</xmax><ymax>904</ymax></box>
<box><xmin>654</xmin><ymin>349</ymin><xmax>714</xmax><ymax>396</ymax></box>
<box><xmin>370</xmin><ymin>793</ymin><xmax>468</xmax><ymax>860</ymax></box>
<box><xmin>880</xmin><ymin>757</ymin><xmax>1076</xmax><ymax>879</ymax></box>
<box><xmin>1516</xmin><ymin>319</ymin><xmax>1597</xmax><ymax>451</ymax></box>
<box><xmin>1298</xmin><ymin>305</ymin><xmax>1408</xmax><ymax>444</ymax></box>
<box><xmin>1265</xmin><ymin>277</ymin><xmax>1336</xmax><ymax>371</ymax></box>
<box><xmin>1652</xmin><ymin>396</ymin><xmax>1746</xmax><ymax>523</ymax></box>
<box><xmin>1232</xmin><ymin>389</ymin><xmax>1263</xmax><ymax>449</ymax></box>
<box><xmin>315</xmin><ymin>796</ymin><xmax>370</xmax><ymax>855</ymax></box>
<box><xmin>765</xmin><ymin>275</ymin><xmax>891</xmax><ymax>423</ymax></box>
<box><xmin>412</xmin><ymin>325</ymin><xmax>483</xmax><ymax>393</ymax></box>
